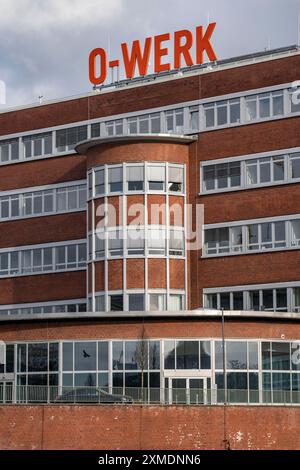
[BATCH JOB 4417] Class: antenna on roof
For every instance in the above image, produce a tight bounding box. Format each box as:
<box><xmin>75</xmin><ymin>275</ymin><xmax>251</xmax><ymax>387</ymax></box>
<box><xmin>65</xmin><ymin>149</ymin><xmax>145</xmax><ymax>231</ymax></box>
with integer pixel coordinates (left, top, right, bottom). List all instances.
<box><xmin>207</xmin><ymin>11</ymin><xmax>210</xmax><ymax>27</ymax></box>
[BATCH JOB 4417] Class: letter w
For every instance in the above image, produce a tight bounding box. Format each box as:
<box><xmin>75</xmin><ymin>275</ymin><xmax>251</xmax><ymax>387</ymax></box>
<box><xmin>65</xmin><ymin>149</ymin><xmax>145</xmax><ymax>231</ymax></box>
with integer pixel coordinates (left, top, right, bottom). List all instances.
<box><xmin>121</xmin><ymin>38</ymin><xmax>152</xmax><ymax>79</ymax></box>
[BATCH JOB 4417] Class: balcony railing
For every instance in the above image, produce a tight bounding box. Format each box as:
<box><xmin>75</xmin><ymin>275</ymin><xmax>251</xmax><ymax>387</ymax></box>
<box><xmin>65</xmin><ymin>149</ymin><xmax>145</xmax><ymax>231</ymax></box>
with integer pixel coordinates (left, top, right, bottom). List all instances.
<box><xmin>0</xmin><ymin>385</ymin><xmax>300</xmax><ymax>406</ymax></box>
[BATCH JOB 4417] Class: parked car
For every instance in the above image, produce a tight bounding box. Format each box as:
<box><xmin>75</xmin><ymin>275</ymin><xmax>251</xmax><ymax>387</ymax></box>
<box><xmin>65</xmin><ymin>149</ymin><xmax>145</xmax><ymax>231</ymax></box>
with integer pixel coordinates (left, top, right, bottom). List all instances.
<box><xmin>55</xmin><ymin>387</ymin><xmax>134</xmax><ymax>404</ymax></box>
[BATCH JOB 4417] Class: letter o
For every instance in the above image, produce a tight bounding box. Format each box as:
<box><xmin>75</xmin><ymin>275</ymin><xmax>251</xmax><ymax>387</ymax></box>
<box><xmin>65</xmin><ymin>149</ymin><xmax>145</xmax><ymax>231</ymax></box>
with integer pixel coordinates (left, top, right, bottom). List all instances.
<box><xmin>89</xmin><ymin>48</ymin><xmax>107</xmax><ymax>86</ymax></box>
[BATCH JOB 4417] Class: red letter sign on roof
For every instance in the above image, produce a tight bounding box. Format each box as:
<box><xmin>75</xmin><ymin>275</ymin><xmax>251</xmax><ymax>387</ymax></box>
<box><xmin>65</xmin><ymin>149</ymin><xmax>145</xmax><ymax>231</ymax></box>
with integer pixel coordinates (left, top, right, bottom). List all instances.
<box><xmin>121</xmin><ymin>38</ymin><xmax>152</xmax><ymax>79</ymax></box>
<box><xmin>196</xmin><ymin>23</ymin><xmax>217</xmax><ymax>64</ymax></box>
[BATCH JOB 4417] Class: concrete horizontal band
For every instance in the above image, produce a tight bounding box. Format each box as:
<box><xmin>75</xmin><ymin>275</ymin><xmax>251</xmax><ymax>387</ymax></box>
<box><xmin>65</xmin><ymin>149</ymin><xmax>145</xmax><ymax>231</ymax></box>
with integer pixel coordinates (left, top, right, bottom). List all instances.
<box><xmin>75</xmin><ymin>134</ymin><xmax>198</xmax><ymax>153</ymax></box>
<box><xmin>0</xmin><ymin>309</ymin><xmax>299</xmax><ymax>323</ymax></box>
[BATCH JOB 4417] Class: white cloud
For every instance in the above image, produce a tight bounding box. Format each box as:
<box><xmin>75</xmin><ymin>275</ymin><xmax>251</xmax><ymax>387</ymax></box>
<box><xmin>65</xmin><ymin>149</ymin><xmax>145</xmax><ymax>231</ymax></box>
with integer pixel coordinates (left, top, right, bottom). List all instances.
<box><xmin>0</xmin><ymin>0</ymin><xmax>122</xmax><ymax>32</ymax></box>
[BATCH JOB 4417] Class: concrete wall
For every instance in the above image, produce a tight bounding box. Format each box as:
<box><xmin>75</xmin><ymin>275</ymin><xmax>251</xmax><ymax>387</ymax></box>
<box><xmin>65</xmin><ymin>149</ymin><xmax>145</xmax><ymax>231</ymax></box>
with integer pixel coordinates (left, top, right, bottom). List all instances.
<box><xmin>0</xmin><ymin>405</ymin><xmax>299</xmax><ymax>450</ymax></box>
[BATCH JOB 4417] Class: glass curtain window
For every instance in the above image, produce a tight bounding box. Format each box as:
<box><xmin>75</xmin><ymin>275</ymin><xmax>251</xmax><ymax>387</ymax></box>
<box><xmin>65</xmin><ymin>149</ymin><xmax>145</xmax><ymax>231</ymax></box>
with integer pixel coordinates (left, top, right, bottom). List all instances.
<box><xmin>168</xmin><ymin>166</ymin><xmax>183</xmax><ymax>192</ymax></box>
<box><xmin>127</xmin><ymin>166</ymin><xmax>144</xmax><ymax>191</ymax></box>
<box><xmin>147</xmin><ymin>165</ymin><xmax>165</xmax><ymax>191</ymax></box>
<box><xmin>169</xmin><ymin>294</ymin><xmax>183</xmax><ymax>311</ymax></box>
<box><xmin>108</xmin><ymin>167</ymin><xmax>122</xmax><ymax>193</ymax></box>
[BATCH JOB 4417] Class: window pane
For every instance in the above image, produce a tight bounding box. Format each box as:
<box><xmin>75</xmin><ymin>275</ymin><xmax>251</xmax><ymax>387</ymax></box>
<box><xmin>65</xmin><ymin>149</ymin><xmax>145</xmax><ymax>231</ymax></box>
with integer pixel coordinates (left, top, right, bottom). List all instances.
<box><xmin>149</xmin><ymin>293</ymin><xmax>165</xmax><ymax>311</ymax></box>
<box><xmin>204</xmin><ymin>105</ymin><xmax>214</xmax><ymax>127</ymax></box>
<box><xmin>290</xmin><ymin>154</ymin><xmax>300</xmax><ymax>179</ymax></box>
<box><xmin>164</xmin><ymin>340</ymin><xmax>175</xmax><ymax>369</ymax></box>
<box><xmin>259</xmin><ymin>93</ymin><xmax>270</xmax><ymax>118</ymax></box>
<box><xmin>226</xmin><ymin>341</ymin><xmax>247</xmax><ymax>369</ymax></box>
<box><xmin>125</xmin><ymin>341</ymin><xmax>142</xmax><ymax>370</ymax></box>
<box><xmin>168</xmin><ymin>166</ymin><xmax>183</xmax><ymax>192</ymax></box>
<box><xmin>110</xmin><ymin>295</ymin><xmax>123</xmax><ymax>311</ymax></box>
<box><xmin>113</xmin><ymin>341</ymin><xmax>123</xmax><ymax>370</ymax></box>
<box><xmin>273</xmin><ymin>157</ymin><xmax>285</xmax><ymax>181</ymax></box>
<box><xmin>262</xmin><ymin>342</ymin><xmax>271</xmax><ymax>369</ymax></box>
<box><xmin>261</xmin><ymin>223</ymin><xmax>272</xmax><ymax>249</ymax></box>
<box><xmin>74</xmin><ymin>342</ymin><xmax>96</xmax><ymax>371</ymax></box>
<box><xmin>260</xmin><ymin>158</ymin><xmax>271</xmax><ymax>183</ymax></box>
<box><xmin>276</xmin><ymin>288</ymin><xmax>287</xmax><ymax>311</ymax></box>
<box><xmin>220</xmin><ymin>292</ymin><xmax>230</xmax><ymax>310</ymax></box>
<box><xmin>63</xmin><ymin>343</ymin><xmax>73</xmax><ymax>371</ymax></box>
<box><xmin>229</xmin><ymin>162</ymin><xmax>241</xmax><ymax>187</ymax></box>
<box><xmin>274</xmin><ymin>222</ymin><xmax>286</xmax><ymax>247</ymax></box>
<box><xmin>249</xmin><ymin>342</ymin><xmax>259</xmax><ymax>369</ymax></box>
<box><xmin>249</xmin><ymin>290</ymin><xmax>260</xmax><ymax>311</ymax></box>
<box><xmin>229</xmin><ymin>99</ymin><xmax>240</xmax><ymax>123</ymax></box>
<box><xmin>231</xmin><ymin>226</ymin><xmax>243</xmax><ymax>252</ymax></box>
<box><xmin>247</xmin><ymin>224</ymin><xmax>259</xmax><ymax>249</ymax></box>
<box><xmin>206</xmin><ymin>293</ymin><xmax>217</xmax><ymax>309</ymax></box>
<box><xmin>176</xmin><ymin>341</ymin><xmax>199</xmax><ymax>369</ymax></box>
<box><xmin>28</xmin><ymin>343</ymin><xmax>48</xmax><ymax>372</ymax></box>
<box><xmin>169</xmin><ymin>294</ymin><xmax>183</xmax><ymax>311</ymax></box>
<box><xmin>98</xmin><ymin>342</ymin><xmax>108</xmax><ymax>370</ymax></box>
<box><xmin>262</xmin><ymin>289</ymin><xmax>274</xmax><ymax>310</ymax></box>
<box><xmin>246</xmin><ymin>161</ymin><xmax>258</xmax><ymax>185</ymax></box>
<box><xmin>246</xmin><ymin>97</ymin><xmax>257</xmax><ymax>120</ymax></box>
<box><xmin>232</xmin><ymin>292</ymin><xmax>243</xmax><ymax>310</ymax></box>
<box><xmin>273</xmin><ymin>92</ymin><xmax>284</xmax><ymax>116</ymax></box>
<box><xmin>128</xmin><ymin>294</ymin><xmax>144</xmax><ymax>311</ymax></box>
<box><xmin>217</xmin><ymin>101</ymin><xmax>227</xmax><ymax>126</ymax></box>
<box><xmin>216</xmin><ymin>164</ymin><xmax>228</xmax><ymax>189</ymax></box>
<box><xmin>272</xmin><ymin>342</ymin><xmax>290</xmax><ymax>370</ymax></box>
<box><xmin>200</xmin><ymin>341</ymin><xmax>211</xmax><ymax>369</ymax></box>
<box><xmin>203</xmin><ymin>166</ymin><xmax>215</xmax><ymax>191</ymax></box>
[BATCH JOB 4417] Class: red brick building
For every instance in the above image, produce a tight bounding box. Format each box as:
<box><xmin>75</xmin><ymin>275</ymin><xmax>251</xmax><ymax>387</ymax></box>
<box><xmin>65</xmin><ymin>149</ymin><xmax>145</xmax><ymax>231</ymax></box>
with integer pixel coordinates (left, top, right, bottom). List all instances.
<box><xmin>0</xmin><ymin>45</ymin><xmax>300</xmax><ymax>449</ymax></box>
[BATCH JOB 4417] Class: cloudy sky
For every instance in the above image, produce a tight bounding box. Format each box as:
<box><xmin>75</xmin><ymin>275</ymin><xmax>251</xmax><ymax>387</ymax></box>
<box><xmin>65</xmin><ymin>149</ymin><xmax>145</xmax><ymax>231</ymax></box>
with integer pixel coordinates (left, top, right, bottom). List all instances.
<box><xmin>0</xmin><ymin>0</ymin><xmax>298</xmax><ymax>107</ymax></box>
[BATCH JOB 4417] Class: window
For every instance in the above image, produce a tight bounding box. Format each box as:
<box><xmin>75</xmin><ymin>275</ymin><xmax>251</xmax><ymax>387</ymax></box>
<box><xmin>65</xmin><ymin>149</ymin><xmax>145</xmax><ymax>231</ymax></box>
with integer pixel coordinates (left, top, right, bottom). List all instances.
<box><xmin>204</xmin><ymin>228</ymin><xmax>229</xmax><ymax>255</ymax></box>
<box><xmin>231</xmin><ymin>226</ymin><xmax>243</xmax><ymax>252</ymax></box>
<box><xmin>0</xmin><ymin>242</ymin><xmax>86</xmax><ymax>277</ymax></box>
<box><xmin>108</xmin><ymin>230</ymin><xmax>123</xmax><ymax>257</ymax></box>
<box><xmin>110</xmin><ymin>295</ymin><xmax>123</xmax><ymax>311</ymax></box>
<box><xmin>169</xmin><ymin>294</ymin><xmax>184</xmax><ymax>311</ymax></box>
<box><xmin>95</xmin><ymin>169</ymin><xmax>104</xmax><ymax>195</ymax></box>
<box><xmin>148</xmin><ymin>227</ymin><xmax>166</xmax><ymax>255</ymax></box>
<box><xmin>226</xmin><ymin>342</ymin><xmax>247</xmax><ymax>369</ymax></box>
<box><xmin>91</xmin><ymin>123</ymin><xmax>101</xmax><ymax>138</ymax></box>
<box><xmin>127</xmin><ymin>228</ymin><xmax>144</xmax><ymax>255</ymax></box>
<box><xmin>246</xmin><ymin>160</ymin><xmax>258</xmax><ymax>185</ymax></box>
<box><xmin>168</xmin><ymin>166</ymin><xmax>184</xmax><ymax>192</ymax></box>
<box><xmin>176</xmin><ymin>341</ymin><xmax>199</xmax><ymax>369</ymax></box>
<box><xmin>108</xmin><ymin>167</ymin><xmax>122</xmax><ymax>193</ymax></box>
<box><xmin>23</xmin><ymin>133</ymin><xmax>52</xmax><ymax>159</ymax></box>
<box><xmin>105</xmin><ymin>119</ymin><xmax>123</xmax><ymax>136</ymax></box>
<box><xmin>246</xmin><ymin>224</ymin><xmax>259</xmax><ymax>250</ymax></box>
<box><xmin>169</xmin><ymin>229</ymin><xmax>184</xmax><ymax>256</ymax></box>
<box><xmin>0</xmin><ymin>183</ymin><xmax>86</xmax><ymax>221</ymax></box>
<box><xmin>291</xmin><ymin>220</ymin><xmax>300</xmax><ymax>247</ymax></box>
<box><xmin>128</xmin><ymin>294</ymin><xmax>144</xmax><ymax>311</ymax></box>
<box><xmin>75</xmin><ymin>342</ymin><xmax>96</xmax><ymax>371</ymax></box>
<box><xmin>95</xmin><ymin>295</ymin><xmax>105</xmax><ymax>312</ymax></box>
<box><xmin>290</xmin><ymin>153</ymin><xmax>300</xmax><ymax>179</ymax></box>
<box><xmin>127</xmin><ymin>166</ymin><xmax>144</xmax><ymax>191</ymax></box>
<box><xmin>246</xmin><ymin>91</ymin><xmax>284</xmax><ymax>121</ymax></box>
<box><xmin>56</xmin><ymin>126</ymin><xmax>87</xmax><ymax>152</ymax></box>
<box><xmin>206</xmin><ymin>293</ymin><xmax>217</xmax><ymax>309</ymax></box>
<box><xmin>203</xmin><ymin>162</ymin><xmax>240</xmax><ymax>191</ymax></box>
<box><xmin>147</xmin><ymin>165</ymin><xmax>165</xmax><ymax>191</ymax></box>
<box><xmin>94</xmin><ymin>232</ymin><xmax>105</xmax><ymax>259</ymax></box>
<box><xmin>190</xmin><ymin>106</ymin><xmax>199</xmax><ymax>130</ymax></box>
<box><xmin>273</xmin><ymin>156</ymin><xmax>285</xmax><ymax>181</ymax></box>
<box><xmin>290</xmin><ymin>87</ymin><xmax>300</xmax><ymax>113</ymax></box>
<box><xmin>204</xmin><ymin>99</ymin><xmax>241</xmax><ymax>128</ymax></box>
<box><xmin>0</xmin><ymin>139</ymin><xmax>19</xmax><ymax>163</ymax></box>
<box><xmin>166</xmin><ymin>109</ymin><xmax>184</xmax><ymax>133</ymax></box>
<box><xmin>149</xmin><ymin>293</ymin><xmax>166</xmax><ymax>311</ymax></box>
